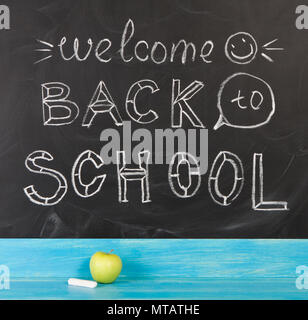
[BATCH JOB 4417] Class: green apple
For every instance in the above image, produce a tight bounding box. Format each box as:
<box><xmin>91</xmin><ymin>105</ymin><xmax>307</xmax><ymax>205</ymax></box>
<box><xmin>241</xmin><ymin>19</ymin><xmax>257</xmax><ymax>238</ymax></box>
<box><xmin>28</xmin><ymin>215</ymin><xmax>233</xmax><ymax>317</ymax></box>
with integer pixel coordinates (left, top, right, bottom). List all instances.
<box><xmin>90</xmin><ymin>250</ymin><xmax>122</xmax><ymax>284</ymax></box>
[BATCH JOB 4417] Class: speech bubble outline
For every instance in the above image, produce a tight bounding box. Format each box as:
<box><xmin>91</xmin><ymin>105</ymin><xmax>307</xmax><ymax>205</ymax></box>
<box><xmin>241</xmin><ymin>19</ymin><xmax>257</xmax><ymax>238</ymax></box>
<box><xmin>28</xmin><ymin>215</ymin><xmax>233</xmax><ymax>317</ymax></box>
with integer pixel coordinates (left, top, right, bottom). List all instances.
<box><xmin>214</xmin><ymin>72</ymin><xmax>275</xmax><ymax>130</ymax></box>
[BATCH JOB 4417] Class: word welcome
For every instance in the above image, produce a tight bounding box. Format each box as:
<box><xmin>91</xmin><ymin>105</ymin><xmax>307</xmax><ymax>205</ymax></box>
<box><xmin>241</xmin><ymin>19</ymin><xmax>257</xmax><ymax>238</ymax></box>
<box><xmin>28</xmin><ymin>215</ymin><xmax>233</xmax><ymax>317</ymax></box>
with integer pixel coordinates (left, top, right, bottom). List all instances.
<box><xmin>56</xmin><ymin>19</ymin><xmax>214</xmax><ymax>65</ymax></box>
<box><xmin>36</xmin><ymin>24</ymin><xmax>283</xmax><ymax>66</ymax></box>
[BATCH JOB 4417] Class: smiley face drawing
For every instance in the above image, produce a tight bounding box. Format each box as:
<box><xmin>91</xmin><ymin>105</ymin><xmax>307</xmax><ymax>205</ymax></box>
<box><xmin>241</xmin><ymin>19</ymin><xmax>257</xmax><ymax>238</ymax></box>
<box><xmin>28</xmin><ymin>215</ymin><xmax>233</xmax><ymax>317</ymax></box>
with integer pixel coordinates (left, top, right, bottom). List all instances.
<box><xmin>225</xmin><ymin>32</ymin><xmax>258</xmax><ymax>64</ymax></box>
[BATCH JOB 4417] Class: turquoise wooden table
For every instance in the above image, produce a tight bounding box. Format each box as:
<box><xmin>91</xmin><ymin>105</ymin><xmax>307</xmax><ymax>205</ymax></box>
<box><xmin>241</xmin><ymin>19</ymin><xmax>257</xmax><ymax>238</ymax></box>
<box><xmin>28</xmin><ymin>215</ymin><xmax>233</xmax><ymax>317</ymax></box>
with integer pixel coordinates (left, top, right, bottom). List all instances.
<box><xmin>0</xmin><ymin>239</ymin><xmax>307</xmax><ymax>300</ymax></box>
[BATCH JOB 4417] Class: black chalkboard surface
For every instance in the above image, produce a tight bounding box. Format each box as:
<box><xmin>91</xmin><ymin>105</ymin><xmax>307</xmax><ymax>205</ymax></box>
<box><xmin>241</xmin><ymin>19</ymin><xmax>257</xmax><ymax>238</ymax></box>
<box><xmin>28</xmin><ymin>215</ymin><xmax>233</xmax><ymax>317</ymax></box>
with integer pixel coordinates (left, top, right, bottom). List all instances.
<box><xmin>1</xmin><ymin>0</ymin><xmax>308</xmax><ymax>238</ymax></box>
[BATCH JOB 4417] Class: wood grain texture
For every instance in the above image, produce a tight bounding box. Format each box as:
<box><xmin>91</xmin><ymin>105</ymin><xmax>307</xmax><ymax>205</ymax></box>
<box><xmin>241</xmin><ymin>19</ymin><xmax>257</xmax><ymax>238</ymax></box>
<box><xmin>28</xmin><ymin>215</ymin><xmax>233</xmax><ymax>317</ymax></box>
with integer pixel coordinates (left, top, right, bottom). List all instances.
<box><xmin>0</xmin><ymin>239</ymin><xmax>307</xmax><ymax>299</ymax></box>
<box><xmin>0</xmin><ymin>239</ymin><xmax>306</xmax><ymax>279</ymax></box>
<box><xmin>0</xmin><ymin>278</ymin><xmax>306</xmax><ymax>300</ymax></box>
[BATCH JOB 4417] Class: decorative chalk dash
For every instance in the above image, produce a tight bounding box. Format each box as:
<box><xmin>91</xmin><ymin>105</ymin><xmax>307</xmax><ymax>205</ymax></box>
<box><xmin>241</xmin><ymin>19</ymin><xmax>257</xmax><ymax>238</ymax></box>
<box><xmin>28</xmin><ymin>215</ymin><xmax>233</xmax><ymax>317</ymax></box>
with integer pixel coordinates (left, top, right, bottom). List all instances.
<box><xmin>68</xmin><ymin>278</ymin><xmax>97</xmax><ymax>288</ymax></box>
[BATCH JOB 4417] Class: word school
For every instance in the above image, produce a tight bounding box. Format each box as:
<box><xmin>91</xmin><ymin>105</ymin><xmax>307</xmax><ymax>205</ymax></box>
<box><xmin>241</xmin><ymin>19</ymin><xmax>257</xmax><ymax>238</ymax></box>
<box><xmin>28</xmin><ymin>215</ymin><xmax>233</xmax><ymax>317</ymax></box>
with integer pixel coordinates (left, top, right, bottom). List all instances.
<box><xmin>24</xmin><ymin>149</ymin><xmax>288</xmax><ymax>211</ymax></box>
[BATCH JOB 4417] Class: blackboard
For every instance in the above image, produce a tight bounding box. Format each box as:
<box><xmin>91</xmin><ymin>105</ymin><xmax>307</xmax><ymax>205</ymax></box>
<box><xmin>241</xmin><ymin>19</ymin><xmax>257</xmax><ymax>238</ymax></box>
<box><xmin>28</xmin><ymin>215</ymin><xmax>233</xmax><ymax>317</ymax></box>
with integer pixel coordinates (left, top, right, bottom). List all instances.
<box><xmin>1</xmin><ymin>0</ymin><xmax>308</xmax><ymax>238</ymax></box>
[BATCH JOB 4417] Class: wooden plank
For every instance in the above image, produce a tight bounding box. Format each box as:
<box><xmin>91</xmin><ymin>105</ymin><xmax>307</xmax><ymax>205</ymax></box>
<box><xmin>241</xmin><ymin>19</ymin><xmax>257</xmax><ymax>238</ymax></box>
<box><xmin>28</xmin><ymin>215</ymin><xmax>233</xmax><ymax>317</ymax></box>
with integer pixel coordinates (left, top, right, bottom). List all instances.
<box><xmin>0</xmin><ymin>278</ymin><xmax>306</xmax><ymax>300</ymax></box>
<box><xmin>0</xmin><ymin>239</ymin><xmax>306</xmax><ymax>279</ymax></box>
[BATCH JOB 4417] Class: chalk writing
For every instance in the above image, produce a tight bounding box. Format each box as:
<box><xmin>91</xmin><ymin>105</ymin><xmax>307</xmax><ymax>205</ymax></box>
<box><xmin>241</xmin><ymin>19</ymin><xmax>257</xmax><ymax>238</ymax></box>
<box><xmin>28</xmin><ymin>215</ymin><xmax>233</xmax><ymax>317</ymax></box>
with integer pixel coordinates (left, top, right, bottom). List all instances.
<box><xmin>214</xmin><ymin>73</ymin><xmax>275</xmax><ymax>130</ymax></box>
<box><xmin>24</xmin><ymin>15</ymin><xmax>290</xmax><ymax>216</ymax></box>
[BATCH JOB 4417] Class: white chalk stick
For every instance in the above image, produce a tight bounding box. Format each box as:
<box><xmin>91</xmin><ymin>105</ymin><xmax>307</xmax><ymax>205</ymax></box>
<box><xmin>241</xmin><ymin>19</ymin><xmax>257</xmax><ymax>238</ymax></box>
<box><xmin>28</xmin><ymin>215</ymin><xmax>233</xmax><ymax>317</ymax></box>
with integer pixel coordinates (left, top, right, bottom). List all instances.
<box><xmin>68</xmin><ymin>278</ymin><xmax>97</xmax><ymax>288</ymax></box>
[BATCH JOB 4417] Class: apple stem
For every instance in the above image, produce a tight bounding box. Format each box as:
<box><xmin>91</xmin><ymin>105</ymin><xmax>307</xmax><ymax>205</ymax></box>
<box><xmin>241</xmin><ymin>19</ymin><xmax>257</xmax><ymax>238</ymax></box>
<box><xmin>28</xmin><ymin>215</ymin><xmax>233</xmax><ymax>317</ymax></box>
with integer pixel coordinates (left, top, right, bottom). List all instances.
<box><xmin>109</xmin><ymin>249</ymin><xmax>114</xmax><ymax>254</ymax></box>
